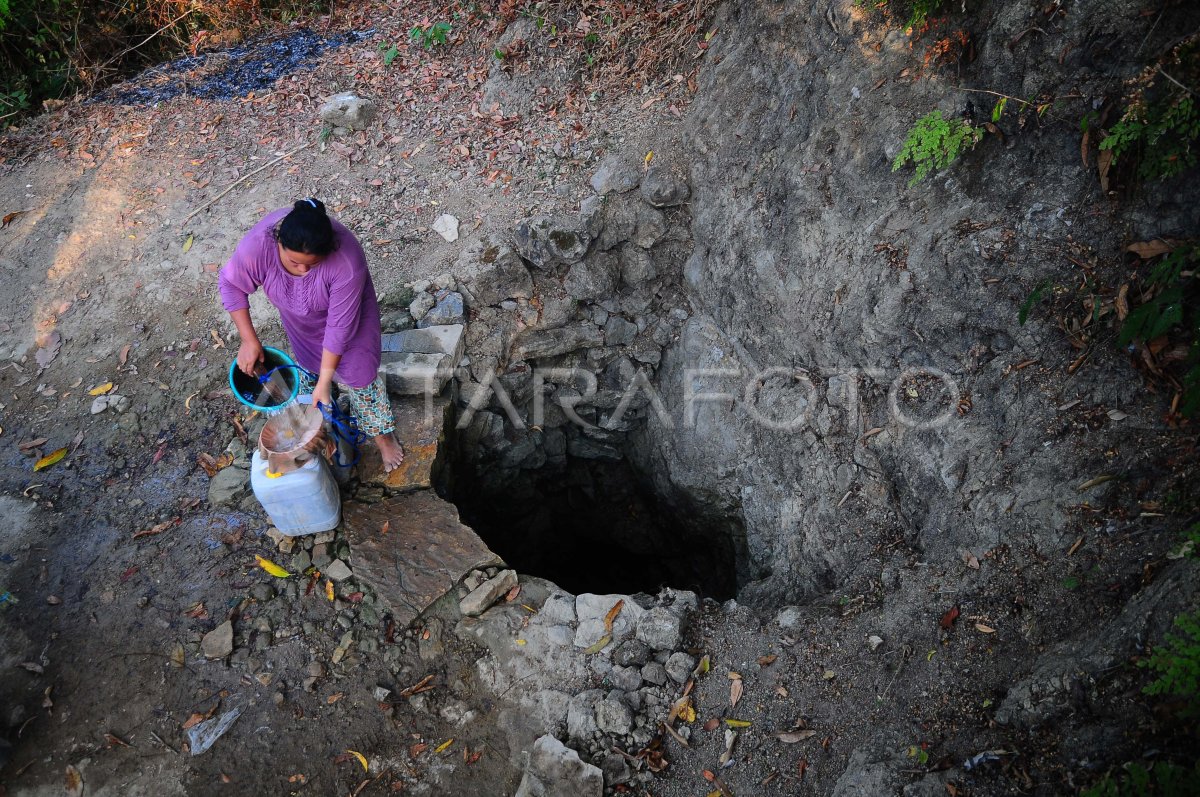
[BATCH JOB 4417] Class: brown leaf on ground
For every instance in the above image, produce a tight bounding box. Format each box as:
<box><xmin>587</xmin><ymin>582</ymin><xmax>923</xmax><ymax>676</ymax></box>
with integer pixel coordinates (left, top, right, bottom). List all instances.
<box><xmin>661</xmin><ymin>721</ymin><xmax>690</xmax><ymax>748</ymax></box>
<box><xmin>1126</xmin><ymin>239</ymin><xmax>1175</xmax><ymax>259</ymax></box>
<box><xmin>181</xmin><ymin>712</ymin><xmax>206</xmax><ymax>729</ymax></box>
<box><xmin>603</xmin><ymin>599</ymin><xmax>624</xmax><ymax>632</ymax></box>
<box><xmin>729</xmin><ymin>675</ymin><xmax>743</xmax><ymax>709</ymax></box>
<box><xmin>777</xmin><ymin>730</ymin><xmax>817</xmax><ymax>743</ymax></box>
<box><xmin>65</xmin><ymin>765</ymin><xmax>84</xmax><ymax>796</ymax></box>
<box><xmin>132</xmin><ymin>518</ymin><xmax>178</xmax><ymax>539</ymax></box>
<box><xmin>757</xmin><ymin>654</ymin><xmax>777</xmax><ymax>666</ymax></box>
<box><xmin>940</xmin><ymin>605</ymin><xmax>960</xmax><ymax>629</ymax></box>
<box><xmin>18</xmin><ymin>437</ymin><xmax>48</xmax><ymax>451</ymax></box>
<box><xmin>1116</xmin><ymin>284</ymin><xmax>1129</xmax><ymax>321</ymax></box>
<box><xmin>1098</xmin><ymin>148</ymin><xmax>1113</xmax><ymax>191</ymax></box>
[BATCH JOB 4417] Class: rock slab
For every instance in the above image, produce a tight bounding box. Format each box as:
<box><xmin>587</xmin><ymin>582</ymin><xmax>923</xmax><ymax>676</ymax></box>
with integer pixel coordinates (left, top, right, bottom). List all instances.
<box><xmin>344</xmin><ymin>491</ymin><xmax>502</xmax><ymax>627</ymax></box>
<box><xmin>514</xmin><ymin>735</ymin><xmax>603</xmax><ymax>797</ymax></box>
<box><xmin>357</xmin><ymin>393</ymin><xmax>450</xmax><ymax>490</ymax></box>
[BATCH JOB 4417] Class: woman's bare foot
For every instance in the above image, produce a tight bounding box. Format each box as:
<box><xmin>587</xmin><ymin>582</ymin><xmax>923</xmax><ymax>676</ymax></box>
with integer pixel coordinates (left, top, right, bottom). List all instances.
<box><xmin>374</xmin><ymin>432</ymin><xmax>405</xmax><ymax>473</ymax></box>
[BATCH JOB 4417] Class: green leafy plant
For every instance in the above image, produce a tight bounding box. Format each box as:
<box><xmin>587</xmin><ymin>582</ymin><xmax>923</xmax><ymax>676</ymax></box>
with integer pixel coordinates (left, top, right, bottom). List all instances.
<box><xmin>1170</xmin><ymin>523</ymin><xmax>1200</xmax><ymax>559</ymax></box>
<box><xmin>1119</xmin><ymin>244</ymin><xmax>1200</xmax><ymax>416</ymax></box>
<box><xmin>1102</xmin><ymin>96</ymin><xmax>1199</xmax><ymax>182</ymax></box>
<box><xmin>893</xmin><ymin>110</ymin><xmax>983</xmax><ymax>186</ymax></box>
<box><xmin>905</xmin><ymin>745</ymin><xmax>930</xmax><ymax>766</ymax></box>
<box><xmin>1083</xmin><ymin>761</ymin><xmax>1200</xmax><ymax>797</ymax></box>
<box><xmin>1019</xmin><ymin>279</ymin><xmax>1054</xmax><ymax>325</ymax></box>
<box><xmin>1140</xmin><ymin>608</ymin><xmax>1200</xmax><ymax>714</ymax></box>
<box><xmin>409</xmin><ymin>21</ymin><xmax>451</xmax><ymax>49</ymax></box>
<box><xmin>379</xmin><ymin>42</ymin><xmax>399</xmax><ymax>66</ymax></box>
<box><xmin>854</xmin><ymin>0</ymin><xmax>943</xmax><ymax>31</ymax></box>
<box><xmin>1100</xmin><ymin>38</ymin><xmax>1200</xmax><ymax>183</ymax></box>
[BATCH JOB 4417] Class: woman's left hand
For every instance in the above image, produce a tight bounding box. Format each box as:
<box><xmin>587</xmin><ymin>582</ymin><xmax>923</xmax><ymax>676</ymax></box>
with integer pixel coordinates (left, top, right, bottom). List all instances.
<box><xmin>312</xmin><ymin>381</ymin><xmax>334</xmax><ymax>411</ymax></box>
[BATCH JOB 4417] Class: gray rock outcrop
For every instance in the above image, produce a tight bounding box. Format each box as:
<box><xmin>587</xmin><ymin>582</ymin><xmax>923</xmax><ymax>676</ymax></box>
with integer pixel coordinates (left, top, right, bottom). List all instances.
<box><xmin>514</xmin><ymin>735</ymin><xmax>603</xmax><ymax>797</ymax></box>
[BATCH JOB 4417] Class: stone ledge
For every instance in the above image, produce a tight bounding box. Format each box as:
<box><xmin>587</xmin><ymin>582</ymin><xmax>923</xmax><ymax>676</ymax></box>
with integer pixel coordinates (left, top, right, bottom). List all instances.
<box><xmin>344</xmin><ymin>491</ymin><xmax>502</xmax><ymax>627</ymax></box>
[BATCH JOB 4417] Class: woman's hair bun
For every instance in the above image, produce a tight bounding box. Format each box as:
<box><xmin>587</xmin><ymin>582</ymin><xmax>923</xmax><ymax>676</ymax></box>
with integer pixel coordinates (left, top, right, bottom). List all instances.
<box><xmin>278</xmin><ymin>198</ymin><xmax>336</xmax><ymax>256</ymax></box>
<box><xmin>293</xmin><ymin>198</ymin><xmax>327</xmax><ymax>215</ymax></box>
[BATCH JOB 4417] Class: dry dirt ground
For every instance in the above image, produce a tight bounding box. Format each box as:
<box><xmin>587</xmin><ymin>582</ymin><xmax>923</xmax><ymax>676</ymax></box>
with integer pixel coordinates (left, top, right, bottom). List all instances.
<box><xmin>0</xmin><ymin>3</ymin><xmax>704</xmax><ymax>794</ymax></box>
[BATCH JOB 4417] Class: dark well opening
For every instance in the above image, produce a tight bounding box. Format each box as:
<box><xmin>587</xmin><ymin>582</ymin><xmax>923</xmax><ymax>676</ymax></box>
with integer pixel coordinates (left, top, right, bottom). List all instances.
<box><xmin>442</xmin><ymin>449</ymin><xmax>740</xmax><ymax>600</ymax></box>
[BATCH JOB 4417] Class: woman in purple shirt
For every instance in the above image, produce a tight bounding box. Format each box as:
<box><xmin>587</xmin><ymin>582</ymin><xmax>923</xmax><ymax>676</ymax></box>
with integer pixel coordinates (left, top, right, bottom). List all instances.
<box><xmin>219</xmin><ymin>199</ymin><xmax>405</xmax><ymax>471</ymax></box>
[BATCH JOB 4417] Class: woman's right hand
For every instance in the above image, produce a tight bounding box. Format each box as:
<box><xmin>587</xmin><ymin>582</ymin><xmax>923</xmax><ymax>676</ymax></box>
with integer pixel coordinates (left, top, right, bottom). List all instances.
<box><xmin>237</xmin><ymin>338</ymin><xmax>264</xmax><ymax>376</ymax></box>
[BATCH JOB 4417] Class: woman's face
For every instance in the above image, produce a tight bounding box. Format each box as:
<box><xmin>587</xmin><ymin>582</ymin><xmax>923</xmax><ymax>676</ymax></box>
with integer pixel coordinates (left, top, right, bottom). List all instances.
<box><xmin>278</xmin><ymin>244</ymin><xmax>323</xmax><ymax>276</ymax></box>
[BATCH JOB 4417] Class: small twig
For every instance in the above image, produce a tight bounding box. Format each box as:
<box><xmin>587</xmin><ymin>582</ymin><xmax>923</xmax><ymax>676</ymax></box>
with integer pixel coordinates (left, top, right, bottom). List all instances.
<box><xmin>1136</xmin><ymin>6</ymin><xmax>1166</xmax><ymax>57</ymax></box>
<box><xmin>95</xmin><ymin>8</ymin><xmax>198</xmax><ymax>75</ymax></box>
<box><xmin>1157</xmin><ymin>67</ymin><xmax>1197</xmax><ymax>97</ymax></box>
<box><xmin>149</xmin><ymin>731</ymin><xmax>178</xmax><ymax>754</ymax></box>
<box><xmin>181</xmin><ymin>142</ymin><xmax>313</xmax><ymax>226</ymax></box>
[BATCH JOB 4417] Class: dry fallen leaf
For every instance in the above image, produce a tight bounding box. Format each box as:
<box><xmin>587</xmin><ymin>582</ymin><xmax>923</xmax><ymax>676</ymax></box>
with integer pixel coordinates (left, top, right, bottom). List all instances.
<box><xmin>132</xmin><ymin>519</ymin><xmax>176</xmax><ymax>539</ymax></box>
<box><xmin>18</xmin><ymin>437</ymin><xmax>48</xmax><ymax>451</ymax></box>
<box><xmin>962</xmin><ymin>550</ymin><xmax>980</xmax><ymax>570</ymax></box>
<box><xmin>65</xmin><ymin>764</ymin><xmax>84</xmax><ymax>797</ymax></box>
<box><xmin>2</xmin><ymin>209</ymin><xmax>29</xmax><ymax>228</ymax></box>
<box><xmin>34</xmin><ymin>447</ymin><xmax>67</xmax><ymax>471</ymax></box>
<box><xmin>777</xmin><ymin>730</ymin><xmax>817</xmax><ymax>743</ymax></box>
<box><xmin>1097</xmin><ymin>148</ymin><xmax>1113</xmax><ymax>192</ymax></box>
<box><xmin>255</xmin><ymin>555</ymin><xmax>291</xmax><ymax>578</ymax></box>
<box><xmin>975</xmin><ymin>623</ymin><xmax>996</xmax><ymax>634</ymax></box>
<box><xmin>1078</xmin><ymin>474</ymin><xmax>1116</xmax><ymax>491</ymax></box>
<box><xmin>940</xmin><ymin>605</ymin><xmax>960</xmax><ymax>630</ymax></box>
<box><xmin>729</xmin><ymin>674</ymin><xmax>744</xmax><ymax>709</ymax></box>
<box><xmin>1126</xmin><ymin>239</ymin><xmax>1175</xmax><ymax>259</ymax></box>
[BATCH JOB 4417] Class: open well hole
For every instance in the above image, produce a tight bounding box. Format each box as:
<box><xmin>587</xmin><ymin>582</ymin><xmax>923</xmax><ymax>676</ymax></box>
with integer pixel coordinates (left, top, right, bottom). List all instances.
<box><xmin>443</xmin><ymin>447</ymin><xmax>740</xmax><ymax>600</ymax></box>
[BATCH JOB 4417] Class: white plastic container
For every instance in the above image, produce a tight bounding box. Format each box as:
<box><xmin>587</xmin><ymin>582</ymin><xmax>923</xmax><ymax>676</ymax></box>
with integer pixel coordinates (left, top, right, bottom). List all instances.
<box><xmin>250</xmin><ymin>449</ymin><xmax>341</xmax><ymax>536</ymax></box>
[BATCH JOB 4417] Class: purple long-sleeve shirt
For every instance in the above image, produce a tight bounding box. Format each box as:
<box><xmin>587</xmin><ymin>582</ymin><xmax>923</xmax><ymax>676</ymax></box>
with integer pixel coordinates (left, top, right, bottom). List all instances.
<box><xmin>219</xmin><ymin>208</ymin><xmax>381</xmax><ymax>388</ymax></box>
